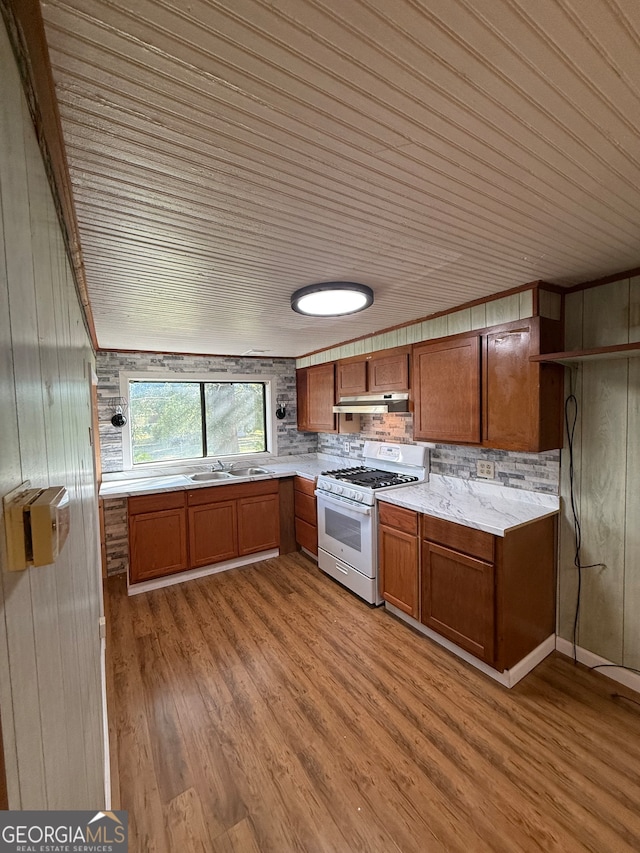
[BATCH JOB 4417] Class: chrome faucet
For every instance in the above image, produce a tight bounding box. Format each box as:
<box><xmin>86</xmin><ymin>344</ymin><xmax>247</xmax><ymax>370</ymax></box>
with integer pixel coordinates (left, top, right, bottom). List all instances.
<box><xmin>211</xmin><ymin>459</ymin><xmax>225</xmax><ymax>471</ymax></box>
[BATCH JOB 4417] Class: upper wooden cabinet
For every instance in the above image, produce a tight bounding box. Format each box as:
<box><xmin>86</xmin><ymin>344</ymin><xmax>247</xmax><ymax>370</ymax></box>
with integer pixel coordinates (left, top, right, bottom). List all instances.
<box><xmin>337</xmin><ymin>359</ymin><xmax>367</xmax><ymax>396</ymax></box>
<box><xmin>336</xmin><ymin>348</ymin><xmax>410</xmax><ymax>398</ymax></box>
<box><xmin>412</xmin><ymin>335</ymin><xmax>482</xmax><ymax>444</ymax></box>
<box><xmin>296</xmin><ymin>363</ymin><xmax>337</xmax><ymax>433</ymax></box>
<box><xmin>483</xmin><ymin>318</ymin><xmax>564</xmax><ymax>451</ymax></box>
<box><xmin>412</xmin><ymin>317</ymin><xmax>564</xmax><ymax>451</ymax></box>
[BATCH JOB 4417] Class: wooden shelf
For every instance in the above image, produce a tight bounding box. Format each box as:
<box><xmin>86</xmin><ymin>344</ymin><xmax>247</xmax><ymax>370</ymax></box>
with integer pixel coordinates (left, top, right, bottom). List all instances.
<box><xmin>531</xmin><ymin>341</ymin><xmax>640</xmax><ymax>364</ymax></box>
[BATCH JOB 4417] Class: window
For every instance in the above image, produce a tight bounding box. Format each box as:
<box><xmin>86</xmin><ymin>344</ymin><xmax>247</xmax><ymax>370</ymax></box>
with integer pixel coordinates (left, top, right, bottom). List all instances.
<box><xmin>125</xmin><ymin>378</ymin><xmax>270</xmax><ymax>466</ymax></box>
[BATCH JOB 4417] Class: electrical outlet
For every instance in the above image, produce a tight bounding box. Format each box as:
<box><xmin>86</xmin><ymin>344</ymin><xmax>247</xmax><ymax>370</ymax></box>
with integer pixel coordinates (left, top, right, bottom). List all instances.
<box><xmin>343</xmin><ymin>441</ymin><xmax>350</xmax><ymax>453</ymax></box>
<box><xmin>476</xmin><ymin>460</ymin><xmax>495</xmax><ymax>479</ymax></box>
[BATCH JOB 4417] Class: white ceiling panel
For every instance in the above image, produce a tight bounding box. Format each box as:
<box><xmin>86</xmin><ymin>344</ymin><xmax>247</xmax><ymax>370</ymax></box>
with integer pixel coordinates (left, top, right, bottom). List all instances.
<box><xmin>40</xmin><ymin>0</ymin><xmax>640</xmax><ymax>356</ymax></box>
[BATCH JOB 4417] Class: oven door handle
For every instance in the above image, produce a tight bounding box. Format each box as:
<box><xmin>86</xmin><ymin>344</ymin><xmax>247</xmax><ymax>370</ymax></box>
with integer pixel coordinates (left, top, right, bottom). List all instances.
<box><xmin>315</xmin><ymin>491</ymin><xmax>373</xmax><ymax>515</ymax></box>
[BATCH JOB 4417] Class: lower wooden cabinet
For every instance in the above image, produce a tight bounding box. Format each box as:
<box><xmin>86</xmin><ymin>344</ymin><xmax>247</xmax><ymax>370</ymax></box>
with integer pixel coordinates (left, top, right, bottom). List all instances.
<box><xmin>378</xmin><ymin>502</ymin><xmax>419</xmax><ymax>618</ymax></box>
<box><xmin>129</xmin><ymin>480</ymin><xmax>280</xmax><ymax>583</ymax></box>
<box><xmin>420</xmin><ymin>513</ymin><xmax>555</xmax><ymax>671</ymax></box>
<box><xmin>237</xmin><ymin>493</ymin><xmax>280</xmax><ymax>555</ymax></box>
<box><xmin>294</xmin><ymin>475</ymin><xmax>318</xmax><ymax>555</ymax></box>
<box><xmin>129</xmin><ymin>492</ymin><xmax>189</xmax><ymax>583</ymax></box>
<box><xmin>377</xmin><ymin>501</ymin><xmax>556</xmax><ymax>672</ymax></box>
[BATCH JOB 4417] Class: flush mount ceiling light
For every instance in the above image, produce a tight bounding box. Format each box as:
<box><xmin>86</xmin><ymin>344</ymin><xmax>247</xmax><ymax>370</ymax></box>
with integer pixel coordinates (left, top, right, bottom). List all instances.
<box><xmin>291</xmin><ymin>281</ymin><xmax>374</xmax><ymax>317</ymax></box>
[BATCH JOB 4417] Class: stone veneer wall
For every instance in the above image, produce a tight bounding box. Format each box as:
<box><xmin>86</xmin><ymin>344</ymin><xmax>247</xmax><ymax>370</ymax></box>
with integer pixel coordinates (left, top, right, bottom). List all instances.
<box><xmin>317</xmin><ymin>414</ymin><xmax>560</xmax><ymax>494</ymax></box>
<box><xmin>102</xmin><ymin>498</ymin><xmax>129</xmax><ymax>576</ymax></box>
<box><xmin>96</xmin><ymin>350</ymin><xmax>318</xmax><ymax>473</ymax></box>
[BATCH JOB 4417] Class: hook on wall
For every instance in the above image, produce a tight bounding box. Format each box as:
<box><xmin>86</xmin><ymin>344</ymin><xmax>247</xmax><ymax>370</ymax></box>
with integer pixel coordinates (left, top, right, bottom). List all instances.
<box><xmin>275</xmin><ymin>399</ymin><xmax>287</xmax><ymax>419</ymax></box>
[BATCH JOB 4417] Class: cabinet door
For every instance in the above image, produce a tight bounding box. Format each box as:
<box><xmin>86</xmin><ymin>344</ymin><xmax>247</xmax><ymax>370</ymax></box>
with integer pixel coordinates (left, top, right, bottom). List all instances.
<box><xmin>306</xmin><ymin>363</ymin><xmax>337</xmax><ymax>432</ymax></box>
<box><xmin>237</xmin><ymin>493</ymin><xmax>280</xmax><ymax>555</ymax></box>
<box><xmin>483</xmin><ymin>318</ymin><xmax>563</xmax><ymax>451</ymax></box>
<box><xmin>421</xmin><ymin>541</ymin><xmax>495</xmax><ymax>663</ymax></box>
<box><xmin>129</xmin><ymin>508</ymin><xmax>188</xmax><ymax>583</ymax></box>
<box><xmin>368</xmin><ymin>351</ymin><xmax>409</xmax><ymax>393</ymax></box>
<box><xmin>413</xmin><ymin>336</ymin><xmax>481</xmax><ymax>443</ymax></box>
<box><xmin>483</xmin><ymin>323</ymin><xmax>534</xmax><ymax>450</ymax></box>
<box><xmin>337</xmin><ymin>359</ymin><xmax>367</xmax><ymax>397</ymax></box>
<box><xmin>379</xmin><ymin>525</ymin><xmax>419</xmax><ymax>618</ymax></box>
<box><xmin>188</xmin><ymin>501</ymin><xmax>238</xmax><ymax>568</ymax></box>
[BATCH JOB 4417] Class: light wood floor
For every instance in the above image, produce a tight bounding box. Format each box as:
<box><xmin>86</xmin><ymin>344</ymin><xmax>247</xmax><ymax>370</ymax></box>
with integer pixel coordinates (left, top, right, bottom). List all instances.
<box><xmin>105</xmin><ymin>552</ymin><xmax>640</xmax><ymax>853</ymax></box>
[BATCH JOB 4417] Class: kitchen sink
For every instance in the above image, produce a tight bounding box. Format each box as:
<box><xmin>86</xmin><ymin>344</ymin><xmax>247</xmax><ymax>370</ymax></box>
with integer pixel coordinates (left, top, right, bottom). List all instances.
<box><xmin>190</xmin><ymin>471</ymin><xmax>234</xmax><ymax>481</ymax></box>
<box><xmin>228</xmin><ymin>467</ymin><xmax>273</xmax><ymax>477</ymax></box>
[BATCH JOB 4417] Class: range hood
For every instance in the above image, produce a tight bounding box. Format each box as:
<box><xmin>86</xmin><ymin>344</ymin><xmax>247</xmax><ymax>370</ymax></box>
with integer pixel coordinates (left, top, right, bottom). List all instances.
<box><xmin>333</xmin><ymin>393</ymin><xmax>410</xmax><ymax>414</ymax></box>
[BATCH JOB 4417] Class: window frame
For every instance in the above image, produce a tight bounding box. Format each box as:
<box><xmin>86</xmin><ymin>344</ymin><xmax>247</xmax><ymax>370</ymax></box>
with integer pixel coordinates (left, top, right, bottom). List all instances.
<box><xmin>119</xmin><ymin>371</ymin><xmax>277</xmax><ymax>470</ymax></box>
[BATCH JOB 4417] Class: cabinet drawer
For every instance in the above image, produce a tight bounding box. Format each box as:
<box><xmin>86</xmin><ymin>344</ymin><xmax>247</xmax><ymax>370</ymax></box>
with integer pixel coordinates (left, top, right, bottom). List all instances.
<box><xmin>294</xmin><ymin>490</ymin><xmax>317</xmax><ymax>526</ymax></box>
<box><xmin>128</xmin><ymin>490</ymin><xmax>186</xmax><ymax>515</ymax></box>
<box><xmin>294</xmin><ymin>475</ymin><xmax>317</xmax><ymax>497</ymax></box>
<box><xmin>295</xmin><ymin>518</ymin><xmax>318</xmax><ymax>555</ymax></box>
<box><xmin>378</xmin><ymin>502</ymin><xmax>418</xmax><ymax>535</ymax></box>
<box><xmin>422</xmin><ymin>514</ymin><xmax>494</xmax><ymax>562</ymax></box>
<box><xmin>188</xmin><ymin>479</ymin><xmax>278</xmax><ymax>506</ymax></box>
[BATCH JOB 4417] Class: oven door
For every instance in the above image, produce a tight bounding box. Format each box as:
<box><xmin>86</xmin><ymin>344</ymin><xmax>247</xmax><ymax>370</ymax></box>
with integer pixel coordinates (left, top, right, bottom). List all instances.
<box><xmin>315</xmin><ymin>490</ymin><xmax>374</xmax><ymax>577</ymax></box>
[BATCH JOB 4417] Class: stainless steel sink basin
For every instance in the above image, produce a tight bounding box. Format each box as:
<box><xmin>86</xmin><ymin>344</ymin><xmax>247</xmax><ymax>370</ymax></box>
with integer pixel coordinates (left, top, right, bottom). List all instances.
<box><xmin>228</xmin><ymin>467</ymin><xmax>272</xmax><ymax>477</ymax></box>
<box><xmin>190</xmin><ymin>471</ymin><xmax>234</xmax><ymax>481</ymax></box>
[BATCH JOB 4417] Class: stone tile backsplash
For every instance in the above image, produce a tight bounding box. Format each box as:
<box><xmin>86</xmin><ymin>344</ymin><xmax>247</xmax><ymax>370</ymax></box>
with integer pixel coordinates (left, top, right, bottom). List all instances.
<box><xmin>96</xmin><ymin>350</ymin><xmax>318</xmax><ymax>473</ymax></box>
<box><xmin>317</xmin><ymin>414</ymin><xmax>560</xmax><ymax>494</ymax></box>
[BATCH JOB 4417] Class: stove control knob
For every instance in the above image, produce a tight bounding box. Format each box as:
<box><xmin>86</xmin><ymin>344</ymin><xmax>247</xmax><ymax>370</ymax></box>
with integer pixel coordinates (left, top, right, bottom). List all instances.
<box><xmin>334</xmin><ymin>485</ymin><xmax>343</xmax><ymax>495</ymax></box>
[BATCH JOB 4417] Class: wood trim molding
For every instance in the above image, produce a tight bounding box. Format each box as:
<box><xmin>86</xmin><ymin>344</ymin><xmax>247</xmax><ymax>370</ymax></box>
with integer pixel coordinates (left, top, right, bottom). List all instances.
<box><xmin>0</xmin><ymin>0</ymin><xmax>98</xmax><ymax>349</ymax></box>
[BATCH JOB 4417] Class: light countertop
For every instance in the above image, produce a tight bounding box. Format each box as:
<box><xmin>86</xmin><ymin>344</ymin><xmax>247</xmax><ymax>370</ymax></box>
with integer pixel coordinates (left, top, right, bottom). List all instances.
<box><xmin>99</xmin><ymin>454</ymin><xmax>349</xmax><ymax>499</ymax></box>
<box><xmin>100</xmin><ymin>459</ymin><xmax>560</xmax><ymax>537</ymax></box>
<box><xmin>376</xmin><ymin>474</ymin><xmax>559</xmax><ymax>537</ymax></box>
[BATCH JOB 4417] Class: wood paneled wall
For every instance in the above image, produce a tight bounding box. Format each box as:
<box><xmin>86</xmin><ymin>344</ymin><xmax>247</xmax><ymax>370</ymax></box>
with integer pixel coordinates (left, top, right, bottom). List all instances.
<box><xmin>0</xmin><ymin>21</ymin><xmax>105</xmax><ymax>807</ymax></box>
<box><xmin>558</xmin><ymin>277</ymin><xmax>640</xmax><ymax>668</ymax></box>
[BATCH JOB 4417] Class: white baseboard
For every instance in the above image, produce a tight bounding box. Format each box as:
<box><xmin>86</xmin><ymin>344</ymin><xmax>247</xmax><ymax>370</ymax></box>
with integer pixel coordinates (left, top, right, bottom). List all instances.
<box><xmin>127</xmin><ymin>549</ymin><xmax>279</xmax><ymax>596</ymax></box>
<box><xmin>555</xmin><ymin>637</ymin><xmax>640</xmax><ymax>694</ymax></box>
<box><xmin>385</xmin><ymin>604</ymin><xmax>554</xmax><ymax>688</ymax></box>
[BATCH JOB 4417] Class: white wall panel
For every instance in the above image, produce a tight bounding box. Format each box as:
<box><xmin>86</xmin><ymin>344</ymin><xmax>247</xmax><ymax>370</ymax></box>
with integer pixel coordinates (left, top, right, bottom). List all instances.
<box><xmin>0</xmin><ymin>20</ymin><xmax>105</xmax><ymax>809</ymax></box>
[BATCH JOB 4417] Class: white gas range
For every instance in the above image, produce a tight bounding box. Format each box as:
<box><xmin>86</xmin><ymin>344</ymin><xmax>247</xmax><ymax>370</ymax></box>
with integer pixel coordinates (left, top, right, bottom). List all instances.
<box><xmin>315</xmin><ymin>441</ymin><xmax>428</xmax><ymax>604</ymax></box>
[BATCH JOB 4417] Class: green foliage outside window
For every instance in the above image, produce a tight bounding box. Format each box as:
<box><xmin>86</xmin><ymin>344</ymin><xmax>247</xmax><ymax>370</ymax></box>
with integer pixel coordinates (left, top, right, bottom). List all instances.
<box><xmin>129</xmin><ymin>380</ymin><xmax>267</xmax><ymax>464</ymax></box>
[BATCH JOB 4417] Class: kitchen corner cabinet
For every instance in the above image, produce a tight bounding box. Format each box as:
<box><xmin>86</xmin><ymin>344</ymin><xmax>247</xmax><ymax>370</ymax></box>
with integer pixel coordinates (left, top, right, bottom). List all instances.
<box><xmin>129</xmin><ymin>492</ymin><xmax>188</xmax><ymax>583</ymax></box>
<box><xmin>296</xmin><ymin>363</ymin><xmax>337</xmax><ymax>432</ymax></box>
<box><xmin>412</xmin><ymin>317</ymin><xmax>564</xmax><ymax>451</ymax></box>
<box><xmin>294</xmin><ymin>475</ymin><xmax>318</xmax><ymax>555</ymax></box>
<box><xmin>420</xmin><ymin>513</ymin><xmax>556</xmax><ymax>671</ymax></box>
<box><xmin>378</xmin><ymin>502</ymin><xmax>420</xmax><ymax>618</ymax></box>
<box><xmin>337</xmin><ymin>348</ymin><xmax>410</xmax><ymax>398</ymax></box>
